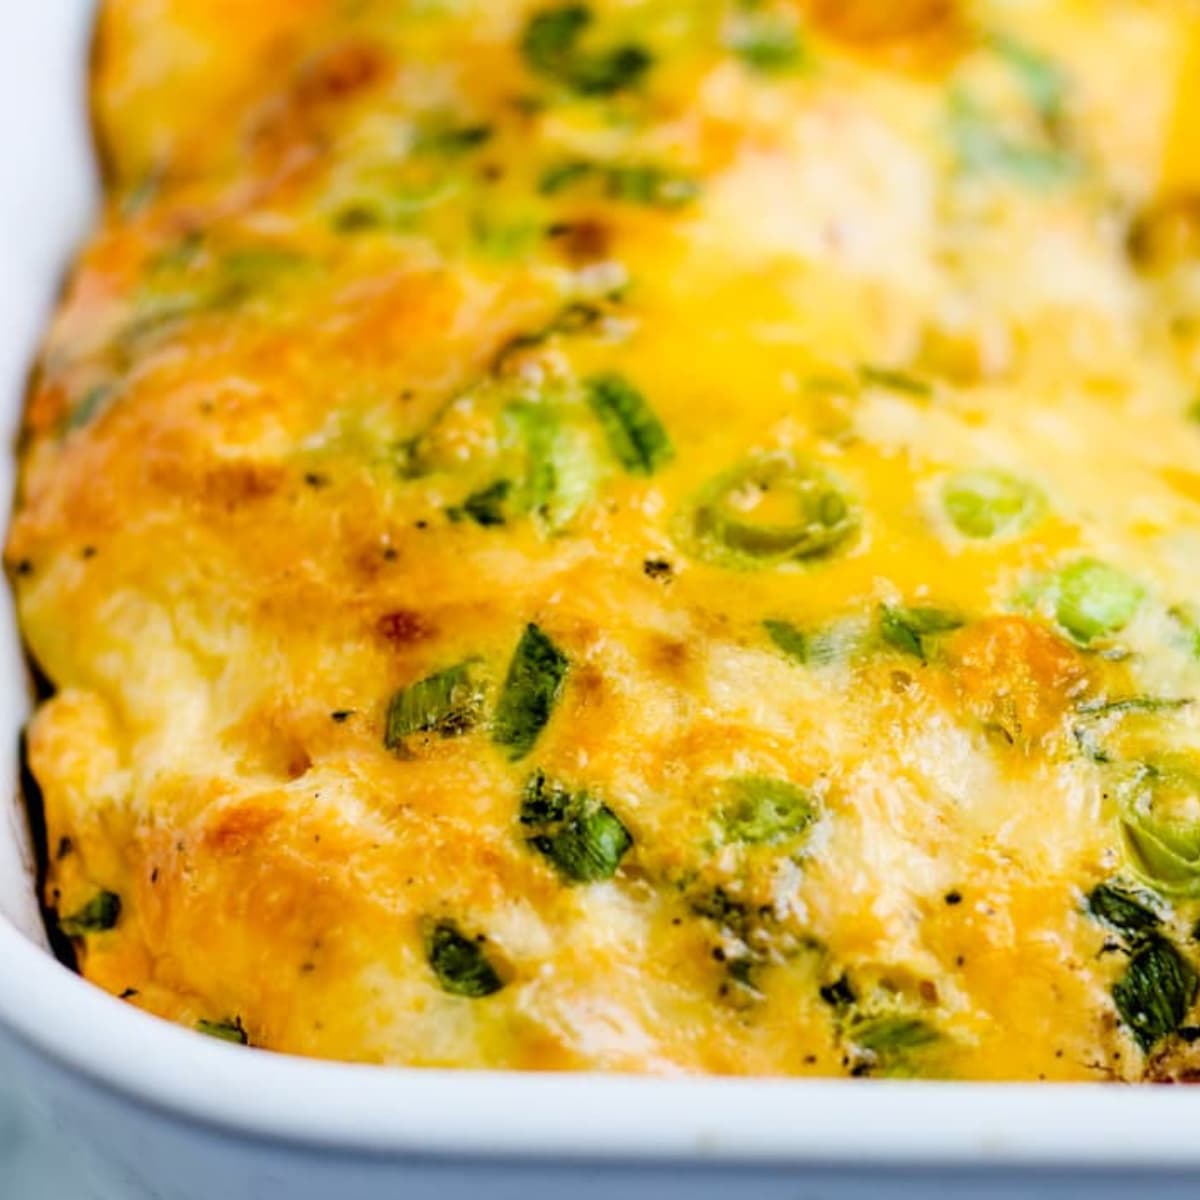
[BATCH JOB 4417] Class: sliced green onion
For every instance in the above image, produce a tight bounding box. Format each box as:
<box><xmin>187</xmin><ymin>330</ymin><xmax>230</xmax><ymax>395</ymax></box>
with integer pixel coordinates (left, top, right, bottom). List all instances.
<box><xmin>1111</xmin><ymin>935</ymin><xmax>1197</xmax><ymax>1052</ymax></box>
<box><xmin>492</xmin><ymin>624</ymin><xmax>569</xmax><ymax>760</ymax></box>
<box><xmin>879</xmin><ymin>605</ymin><xmax>965</xmax><ymax>662</ymax></box>
<box><xmin>416</xmin><ymin>123</ymin><xmax>495</xmax><ymax>156</ymax></box>
<box><xmin>1072</xmin><ymin>697</ymin><xmax>1192</xmax><ymax>765</ymax></box>
<box><xmin>447</xmin><ymin>480</ymin><xmax>512</xmax><ymax>527</ymax></box>
<box><xmin>990</xmin><ymin>34</ymin><xmax>1067</xmax><ymax>123</ymax></box>
<box><xmin>1077</xmin><ymin>697</ymin><xmax>1191</xmax><ymax>718</ymax></box>
<box><xmin>606</xmin><ymin>165</ymin><xmax>700</xmax><ymax>208</ymax></box>
<box><xmin>1168</xmin><ymin>605</ymin><xmax>1200</xmax><ymax>659</ymax></box>
<box><xmin>688</xmin><ymin>884</ymin><xmax>753</xmax><ymax>940</ymax></box>
<box><xmin>941</xmin><ymin>469</ymin><xmax>1044</xmax><ymax>540</ymax></box>
<box><xmin>1124</xmin><ymin>820</ymin><xmax>1200</xmax><ymax>896</ymax></box>
<box><xmin>764</xmin><ymin>618</ymin><xmax>856</xmax><ymax>667</ymax></box>
<box><xmin>59</xmin><ymin>890</ymin><xmax>121</xmax><ymax>937</ymax></box>
<box><xmin>540</xmin><ymin>160</ymin><xmax>699</xmax><ymax>207</ymax></box>
<box><xmin>521</xmin><ymin>3</ymin><xmax>591</xmax><ymax>70</ymax></box>
<box><xmin>566</xmin><ymin>44</ymin><xmax>653</xmax><ymax>96</ymax></box>
<box><xmin>819</xmin><ymin>974</ymin><xmax>857</xmax><ymax>1010</ymax></box>
<box><xmin>196</xmin><ymin>1017</ymin><xmax>249</xmax><ymax>1045</ymax></box>
<box><xmin>763</xmin><ymin>619</ymin><xmax>809</xmax><ymax>663</ymax></box>
<box><xmin>539</xmin><ymin>160</ymin><xmax>596</xmax><ymax>195</ymax></box>
<box><xmin>1052</xmin><ymin>559</ymin><xmax>1144</xmax><ymax>644</ymax></box>
<box><xmin>726</xmin><ymin>12</ymin><xmax>806</xmax><ymax>74</ymax></box>
<box><xmin>1086</xmin><ymin>883</ymin><xmax>1161</xmax><ymax>940</ymax></box>
<box><xmin>520</xmin><ymin>771</ymin><xmax>633</xmax><ymax>883</ymax></box>
<box><xmin>1125</xmin><ymin>818</ymin><xmax>1200</xmax><ymax>888</ymax></box>
<box><xmin>67</xmin><ymin>384</ymin><xmax>113</xmax><ymax>431</ymax></box>
<box><xmin>384</xmin><ymin>661</ymin><xmax>485</xmax><ymax>750</ymax></box>
<box><xmin>470</xmin><ymin>214</ymin><xmax>541</xmax><ymax>262</ymax></box>
<box><xmin>425</xmin><ymin>921</ymin><xmax>505</xmax><ymax>997</ymax></box>
<box><xmin>521</xmin><ymin>4</ymin><xmax>652</xmax><ymax>96</ymax></box>
<box><xmin>1118</xmin><ymin>760</ymin><xmax>1200</xmax><ymax>896</ymax></box>
<box><xmin>849</xmin><ymin>1014</ymin><xmax>939</xmax><ymax>1055</ymax></box>
<box><xmin>844</xmin><ymin>1012</ymin><xmax>940</xmax><ymax>1077</ymax></box>
<box><xmin>858</xmin><ymin>364</ymin><xmax>931</xmax><ymax>396</ymax></box>
<box><xmin>585</xmin><ymin>374</ymin><xmax>673</xmax><ymax>476</ymax></box>
<box><xmin>680</xmin><ymin>454</ymin><xmax>858</xmax><ymax>569</ymax></box>
<box><xmin>948</xmin><ymin>88</ymin><xmax>1076</xmax><ymax>188</ymax></box>
<box><xmin>505</xmin><ymin>402</ymin><xmax>597</xmax><ymax>531</ymax></box>
<box><xmin>718</xmin><ymin>777</ymin><xmax>817</xmax><ymax>846</ymax></box>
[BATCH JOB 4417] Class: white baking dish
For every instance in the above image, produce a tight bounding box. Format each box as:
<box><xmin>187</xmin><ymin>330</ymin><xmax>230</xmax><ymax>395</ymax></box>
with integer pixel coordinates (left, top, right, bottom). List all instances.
<box><xmin>4</xmin><ymin>6</ymin><xmax>1200</xmax><ymax>1198</ymax></box>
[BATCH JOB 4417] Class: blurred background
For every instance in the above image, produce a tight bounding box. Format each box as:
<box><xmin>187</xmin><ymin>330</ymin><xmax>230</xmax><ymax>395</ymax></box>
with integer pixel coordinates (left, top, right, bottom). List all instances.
<box><xmin>0</xmin><ymin>1046</ymin><xmax>120</xmax><ymax>1198</ymax></box>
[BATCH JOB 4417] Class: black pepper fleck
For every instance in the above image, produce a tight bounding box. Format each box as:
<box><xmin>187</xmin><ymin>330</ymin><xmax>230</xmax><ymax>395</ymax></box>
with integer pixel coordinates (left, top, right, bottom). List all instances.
<box><xmin>944</xmin><ymin>890</ymin><xmax>963</xmax><ymax>906</ymax></box>
<box><xmin>819</xmin><ymin>975</ymin><xmax>856</xmax><ymax>1009</ymax></box>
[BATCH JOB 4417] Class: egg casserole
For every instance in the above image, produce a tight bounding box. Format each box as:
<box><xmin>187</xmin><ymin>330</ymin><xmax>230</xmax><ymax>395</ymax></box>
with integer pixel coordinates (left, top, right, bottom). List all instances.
<box><xmin>13</xmin><ymin>0</ymin><xmax>1200</xmax><ymax>1080</ymax></box>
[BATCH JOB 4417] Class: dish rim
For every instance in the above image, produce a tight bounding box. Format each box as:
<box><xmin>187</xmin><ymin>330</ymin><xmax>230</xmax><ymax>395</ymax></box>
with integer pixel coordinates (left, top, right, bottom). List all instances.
<box><xmin>6</xmin><ymin>915</ymin><xmax>1200</xmax><ymax>1169</ymax></box>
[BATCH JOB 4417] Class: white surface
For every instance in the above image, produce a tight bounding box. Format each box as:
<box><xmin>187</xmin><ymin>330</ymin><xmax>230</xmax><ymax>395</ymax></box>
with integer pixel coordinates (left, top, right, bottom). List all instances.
<box><xmin>0</xmin><ymin>4</ymin><xmax>111</xmax><ymax>1194</ymax></box>
<box><xmin>0</xmin><ymin>0</ymin><xmax>94</xmax><ymax>945</ymax></box>
<box><xmin>4</xmin><ymin>4</ymin><xmax>1200</xmax><ymax>1199</ymax></box>
<box><xmin>0</xmin><ymin>1054</ymin><xmax>123</xmax><ymax>1200</ymax></box>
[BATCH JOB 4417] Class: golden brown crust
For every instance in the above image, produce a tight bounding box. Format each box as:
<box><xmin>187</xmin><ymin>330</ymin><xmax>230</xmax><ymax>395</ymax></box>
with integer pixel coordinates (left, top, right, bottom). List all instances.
<box><xmin>14</xmin><ymin>0</ymin><xmax>1200</xmax><ymax>1078</ymax></box>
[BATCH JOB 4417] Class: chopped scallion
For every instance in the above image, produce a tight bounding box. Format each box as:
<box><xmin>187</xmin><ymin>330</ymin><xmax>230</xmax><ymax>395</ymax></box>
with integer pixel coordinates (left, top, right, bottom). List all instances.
<box><xmin>425</xmin><ymin>921</ymin><xmax>505</xmax><ymax>997</ymax></box>
<box><xmin>1112</xmin><ymin>935</ymin><xmax>1197</xmax><ymax>1052</ymax></box>
<box><xmin>384</xmin><ymin>661</ymin><xmax>485</xmax><ymax>750</ymax></box>
<box><xmin>1086</xmin><ymin>883</ymin><xmax>1161</xmax><ymax>940</ymax></box>
<box><xmin>521</xmin><ymin>4</ymin><xmax>652</xmax><ymax>96</ymax></box>
<box><xmin>196</xmin><ymin>1017</ymin><xmax>249</xmax><ymax>1045</ymax></box>
<box><xmin>492</xmin><ymin>624</ymin><xmax>569</xmax><ymax>760</ymax></box>
<box><xmin>941</xmin><ymin>469</ymin><xmax>1044</xmax><ymax>540</ymax></box>
<box><xmin>447</xmin><ymin>480</ymin><xmax>512</xmax><ymax>527</ymax></box>
<box><xmin>879</xmin><ymin>605</ymin><xmax>964</xmax><ymax>662</ymax></box>
<box><xmin>718</xmin><ymin>776</ymin><xmax>817</xmax><ymax>846</ymax></box>
<box><xmin>585</xmin><ymin>374</ymin><xmax>673</xmax><ymax>476</ymax></box>
<box><xmin>520</xmin><ymin>770</ymin><xmax>633</xmax><ymax>883</ymax></box>
<box><xmin>681</xmin><ymin>455</ymin><xmax>858</xmax><ymax>569</ymax></box>
<box><xmin>1052</xmin><ymin>559</ymin><xmax>1144</xmax><ymax>644</ymax></box>
<box><xmin>59</xmin><ymin>890</ymin><xmax>121</xmax><ymax>937</ymax></box>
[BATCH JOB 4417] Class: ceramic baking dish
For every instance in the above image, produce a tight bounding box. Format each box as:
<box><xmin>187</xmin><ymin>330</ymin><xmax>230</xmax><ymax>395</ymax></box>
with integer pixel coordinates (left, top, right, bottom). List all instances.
<box><xmin>4</xmin><ymin>5</ymin><xmax>1200</xmax><ymax>1197</ymax></box>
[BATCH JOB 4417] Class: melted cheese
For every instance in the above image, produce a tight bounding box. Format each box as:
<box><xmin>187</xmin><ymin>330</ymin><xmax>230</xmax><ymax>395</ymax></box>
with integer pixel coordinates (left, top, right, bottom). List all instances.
<box><xmin>13</xmin><ymin>0</ymin><xmax>1200</xmax><ymax>1080</ymax></box>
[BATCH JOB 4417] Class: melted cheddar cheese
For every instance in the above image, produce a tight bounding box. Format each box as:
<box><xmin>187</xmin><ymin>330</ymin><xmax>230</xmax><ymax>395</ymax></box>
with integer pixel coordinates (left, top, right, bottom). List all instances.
<box><xmin>14</xmin><ymin>0</ymin><xmax>1200</xmax><ymax>1080</ymax></box>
